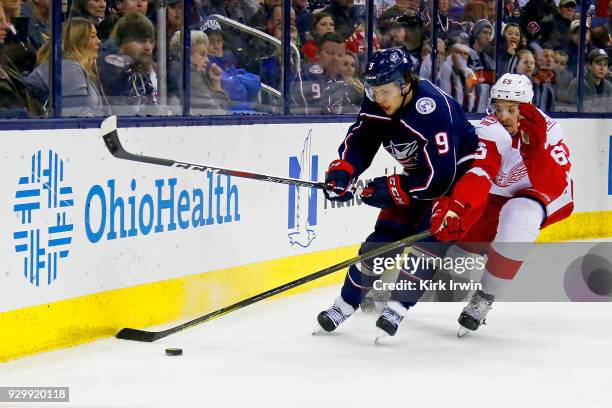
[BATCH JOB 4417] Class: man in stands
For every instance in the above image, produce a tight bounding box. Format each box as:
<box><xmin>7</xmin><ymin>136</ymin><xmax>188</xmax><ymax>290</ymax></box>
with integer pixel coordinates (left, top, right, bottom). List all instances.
<box><xmin>97</xmin><ymin>12</ymin><xmax>158</xmax><ymax>116</ymax></box>
<box><xmin>563</xmin><ymin>48</ymin><xmax>612</xmax><ymax>112</ymax></box>
<box><xmin>292</xmin><ymin>31</ymin><xmax>361</xmax><ymax>114</ymax></box>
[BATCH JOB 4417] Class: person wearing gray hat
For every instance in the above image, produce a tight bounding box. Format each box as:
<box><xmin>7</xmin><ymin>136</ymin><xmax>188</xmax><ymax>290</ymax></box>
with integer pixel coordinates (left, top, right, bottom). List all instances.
<box><xmin>561</xmin><ymin>48</ymin><xmax>612</xmax><ymax>112</ymax></box>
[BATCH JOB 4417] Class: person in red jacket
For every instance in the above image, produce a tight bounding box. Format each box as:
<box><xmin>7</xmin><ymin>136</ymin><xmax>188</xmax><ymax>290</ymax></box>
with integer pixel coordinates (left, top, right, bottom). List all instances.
<box><xmin>430</xmin><ymin>73</ymin><xmax>574</xmax><ymax>335</ymax></box>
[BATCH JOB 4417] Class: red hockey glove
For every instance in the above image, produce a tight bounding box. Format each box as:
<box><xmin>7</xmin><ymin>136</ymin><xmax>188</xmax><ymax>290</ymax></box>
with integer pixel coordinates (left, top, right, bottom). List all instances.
<box><xmin>324</xmin><ymin>159</ymin><xmax>355</xmax><ymax>202</ymax></box>
<box><xmin>361</xmin><ymin>174</ymin><xmax>411</xmax><ymax>208</ymax></box>
<box><xmin>518</xmin><ymin>103</ymin><xmax>547</xmax><ymax>154</ymax></box>
<box><xmin>430</xmin><ymin>197</ymin><xmax>470</xmax><ymax>242</ymax></box>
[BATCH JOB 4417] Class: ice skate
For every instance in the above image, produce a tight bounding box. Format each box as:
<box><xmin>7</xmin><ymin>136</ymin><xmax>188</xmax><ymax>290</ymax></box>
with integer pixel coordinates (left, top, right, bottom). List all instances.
<box><xmin>457</xmin><ymin>290</ymin><xmax>494</xmax><ymax>336</ymax></box>
<box><xmin>314</xmin><ymin>296</ymin><xmax>355</xmax><ymax>334</ymax></box>
<box><xmin>374</xmin><ymin>301</ymin><xmax>408</xmax><ymax>343</ymax></box>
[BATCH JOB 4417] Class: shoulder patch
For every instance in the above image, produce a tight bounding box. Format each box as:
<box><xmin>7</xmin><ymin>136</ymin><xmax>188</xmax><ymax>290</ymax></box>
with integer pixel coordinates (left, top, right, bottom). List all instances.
<box><xmin>104</xmin><ymin>54</ymin><xmax>126</xmax><ymax>68</ymax></box>
<box><xmin>415</xmin><ymin>97</ymin><xmax>436</xmax><ymax>115</ymax></box>
<box><xmin>309</xmin><ymin>64</ymin><xmax>323</xmax><ymax>75</ymax></box>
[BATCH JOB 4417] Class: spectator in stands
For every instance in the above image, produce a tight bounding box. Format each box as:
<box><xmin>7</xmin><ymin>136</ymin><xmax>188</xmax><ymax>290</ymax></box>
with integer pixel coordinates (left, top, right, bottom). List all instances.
<box><xmin>97</xmin><ymin>0</ymin><xmax>148</xmax><ymax>40</ymax></box>
<box><xmin>341</xmin><ymin>50</ymin><xmax>363</xmax><ymax>96</ymax></box>
<box><xmin>293</xmin><ymin>31</ymin><xmax>361</xmax><ymax>114</ymax></box>
<box><xmin>425</xmin><ymin>0</ymin><xmax>464</xmax><ymax>42</ymax></box>
<box><xmin>534</xmin><ymin>45</ymin><xmax>556</xmax><ymax>84</ymax></box>
<box><xmin>97</xmin><ymin>12</ymin><xmax>158</xmax><ymax>115</ymax></box>
<box><xmin>439</xmin><ymin>34</ymin><xmax>478</xmax><ymax>111</ymax></box>
<box><xmin>71</xmin><ymin>0</ymin><xmax>108</xmax><ymax>25</ymax></box>
<box><xmin>514</xmin><ymin>48</ymin><xmax>555</xmax><ymax>111</ymax></box>
<box><xmin>20</xmin><ymin>0</ymin><xmax>50</xmax><ymax>50</ymax></box>
<box><xmin>293</xmin><ymin>0</ymin><xmax>312</xmax><ymax>45</ymax></box>
<box><xmin>565</xmin><ymin>19</ymin><xmax>592</xmax><ymax>76</ymax></box>
<box><xmin>502</xmin><ymin>0</ymin><xmax>521</xmax><ymax>24</ymax></box>
<box><xmin>379</xmin><ymin>0</ymin><xmax>421</xmax><ymax>23</ymax></box>
<box><xmin>169</xmin><ymin>29</ymin><xmax>230</xmax><ymax>115</ymax></box>
<box><xmin>201</xmin><ymin>17</ymin><xmax>261</xmax><ymax>113</ymax></box>
<box><xmin>400</xmin><ymin>13</ymin><xmax>426</xmax><ymax>67</ymax></box>
<box><xmin>202</xmin><ymin>18</ymin><xmax>238</xmax><ymax>70</ymax></box>
<box><xmin>260</xmin><ymin>23</ymin><xmax>298</xmax><ymax>91</ymax></box>
<box><xmin>500</xmin><ymin>22</ymin><xmax>521</xmax><ymax>74</ymax></box>
<box><xmin>550</xmin><ymin>0</ymin><xmax>577</xmax><ymax>49</ymax></box>
<box><xmin>554</xmin><ymin>49</ymin><xmax>573</xmax><ymax>90</ymax></box>
<box><xmin>471</xmin><ymin>19</ymin><xmax>494</xmax><ymax>68</ymax></box>
<box><xmin>377</xmin><ymin>9</ymin><xmax>408</xmax><ymax>49</ymax></box>
<box><xmin>322</xmin><ymin>0</ymin><xmax>364</xmax><ymax>39</ymax></box>
<box><xmin>1</xmin><ymin>0</ymin><xmax>38</xmax><ymax>74</ymax></box>
<box><xmin>26</xmin><ymin>17</ymin><xmax>109</xmax><ymax>117</ymax></box>
<box><xmin>485</xmin><ymin>0</ymin><xmax>497</xmax><ymax>24</ymax></box>
<box><xmin>562</xmin><ymin>48</ymin><xmax>612</xmax><ymax>112</ymax></box>
<box><xmin>470</xmin><ymin>19</ymin><xmax>495</xmax><ymax>112</ymax></box>
<box><xmin>0</xmin><ymin>4</ymin><xmax>41</xmax><ymax>117</ymax></box>
<box><xmin>591</xmin><ymin>25</ymin><xmax>611</xmax><ymax>51</ymax></box>
<box><xmin>250</xmin><ymin>0</ymin><xmax>279</xmax><ymax>31</ymax></box>
<box><xmin>461</xmin><ymin>1</ymin><xmax>488</xmax><ymax>34</ymax></box>
<box><xmin>520</xmin><ymin>0</ymin><xmax>557</xmax><ymax>48</ymax></box>
<box><xmin>166</xmin><ymin>0</ymin><xmax>181</xmax><ymax>42</ymax></box>
<box><xmin>301</xmin><ymin>12</ymin><xmax>335</xmax><ymax>63</ymax></box>
<box><xmin>267</xmin><ymin>4</ymin><xmax>296</xmax><ymax>34</ymax></box>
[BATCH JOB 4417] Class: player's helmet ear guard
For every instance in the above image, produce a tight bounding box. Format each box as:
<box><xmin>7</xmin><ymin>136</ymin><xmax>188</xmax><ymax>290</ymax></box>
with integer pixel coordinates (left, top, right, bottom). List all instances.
<box><xmin>363</xmin><ymin>47</ymin><xmax>417</xmax><ymax>101</ymax></box>
<box><xmin>488</xmin><ymin>73</ymin><xmax>534</xmax><ymax>110</ymax></box>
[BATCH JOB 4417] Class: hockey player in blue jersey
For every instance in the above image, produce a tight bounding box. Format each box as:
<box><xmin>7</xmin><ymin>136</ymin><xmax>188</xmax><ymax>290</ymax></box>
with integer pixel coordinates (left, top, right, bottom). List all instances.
<box><xmin>317</xmin><ymin>46</ymin><xmax>478</xmax><ymax>338</ymax></box>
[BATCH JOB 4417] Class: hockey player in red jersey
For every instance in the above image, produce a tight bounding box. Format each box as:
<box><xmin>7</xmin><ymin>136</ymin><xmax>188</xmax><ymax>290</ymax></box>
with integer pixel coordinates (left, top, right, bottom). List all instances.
<box><xmin>430</xmin><ymin>73</ymin><xmax>574</xmax><ymax>334</ymax></box>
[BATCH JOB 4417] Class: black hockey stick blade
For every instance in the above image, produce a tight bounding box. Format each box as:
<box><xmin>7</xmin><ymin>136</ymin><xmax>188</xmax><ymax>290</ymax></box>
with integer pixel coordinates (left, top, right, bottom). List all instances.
<box><xmin>100</xmin><ymin>116</ymin><xmax>330</xmax><ymax>190</ymax></box>
<box><xmin>115</xmin><ymin>328</ymin><xmax>166</xmax><ymax>342</ymax></box>
<box><xmin>115</xmin><ymin>229</ymin><xmax>432</xmax><ymax>342</ymax></box>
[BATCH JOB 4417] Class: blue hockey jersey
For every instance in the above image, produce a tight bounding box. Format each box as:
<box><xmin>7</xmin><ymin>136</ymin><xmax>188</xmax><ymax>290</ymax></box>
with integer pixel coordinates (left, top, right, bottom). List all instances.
<box><xmin>339</xmin><ymin>79</ymin><xmax>478</xmax><ymax>200</ymax></box>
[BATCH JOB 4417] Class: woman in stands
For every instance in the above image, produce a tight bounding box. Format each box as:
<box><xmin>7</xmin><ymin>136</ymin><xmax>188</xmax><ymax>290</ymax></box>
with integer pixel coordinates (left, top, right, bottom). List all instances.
<box><xmin>168</xmin><ymin>30</ymin><xmax>230</xmax><ymax>116</ymax></box>
<box><xmin>25</xmin><ymin>17</ymin><xmax>109</xmax><ymax>117</ymax></box>
<box><xmin>71</xmin><ymin>0</ymin><xmax>107</xmax><ymax>25</ymax></box>
<box><xmin>301</xmin><ymin>12</ymin><xmax>335</xmax><ymax>63</ymax></box>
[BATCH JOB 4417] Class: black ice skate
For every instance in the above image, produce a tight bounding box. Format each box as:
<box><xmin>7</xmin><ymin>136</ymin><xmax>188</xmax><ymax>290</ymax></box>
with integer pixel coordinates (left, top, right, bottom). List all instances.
<box><xmin>457</xmin><ymin>290</ymin><xmax>495</xmax><ymax>337</ymax></box>
<box><xmin>375</xmin><ymin>301</ymin><xmax>408</xmax><ymax>342</ymax></box>
<box><xmin>315</xmin><ymin>296</ymin><xmax>355</xmax><ymax>333</ymax></box>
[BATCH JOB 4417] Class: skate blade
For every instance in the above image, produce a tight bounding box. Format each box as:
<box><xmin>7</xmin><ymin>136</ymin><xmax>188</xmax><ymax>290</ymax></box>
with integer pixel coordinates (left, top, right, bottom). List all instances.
<box><xmin>457</xmin><ymin>326</ymin><xmax>470</xmax><ymax>338</ymax></box>
<box><xmin>312</xmin><ymin>324</ymin><xmax>324</xmax><ymax>336</ymax></box>
<box><xmin>374</xmin><ymin>329</ymin><xmax>389</xmax><ymax>344</ymax></box>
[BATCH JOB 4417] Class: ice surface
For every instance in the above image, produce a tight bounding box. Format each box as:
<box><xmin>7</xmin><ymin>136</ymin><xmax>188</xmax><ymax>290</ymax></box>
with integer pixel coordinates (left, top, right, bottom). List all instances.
<box><xmin>1</xmin><ymin>285</ymin><xmax>611</xmax><ymax>408</ymax></box>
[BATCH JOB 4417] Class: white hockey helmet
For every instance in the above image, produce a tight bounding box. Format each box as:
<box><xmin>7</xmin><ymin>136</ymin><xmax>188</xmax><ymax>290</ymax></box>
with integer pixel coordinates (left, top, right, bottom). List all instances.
<box><xmin>489</xmin><ymin>73</ymin><xmax>534</xmax><ymax>104</ymax></box>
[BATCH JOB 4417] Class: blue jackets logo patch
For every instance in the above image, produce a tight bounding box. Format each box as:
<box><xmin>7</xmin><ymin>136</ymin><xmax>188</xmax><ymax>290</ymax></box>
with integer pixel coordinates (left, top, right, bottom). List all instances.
<box><xmin>416</xmin><ymin>97</ymin><xmax>436</xmax><ymax>114</ymax></box>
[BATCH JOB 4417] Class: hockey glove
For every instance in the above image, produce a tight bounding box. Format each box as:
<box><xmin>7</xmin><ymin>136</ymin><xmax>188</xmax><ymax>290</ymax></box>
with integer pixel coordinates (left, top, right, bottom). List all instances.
<box><xmin>430</xmin><ymin>197</ymin><xmax>470</xmax><ymax>242</ymax></box>
<box><xmin>361</xmin><ymin>175</ymin><xmax>410</xmax><ymax>209</ymax></box>
<box><xmin>324</xmin><ymin>159</ymin><xmax>354</xmax><ymax>202</ymax></box>
<box><xmin>518</xmin><ymin>103</ymin><xmax>547</xmax><ymax>153</ymax></box>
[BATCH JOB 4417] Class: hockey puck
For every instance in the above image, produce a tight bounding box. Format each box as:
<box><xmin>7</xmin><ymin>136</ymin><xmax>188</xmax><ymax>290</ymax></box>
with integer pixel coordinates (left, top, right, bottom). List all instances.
<box><xmin>165</xmin><ymin>348</ymin><xmax>183</xmax><ymax>356</ymax></box>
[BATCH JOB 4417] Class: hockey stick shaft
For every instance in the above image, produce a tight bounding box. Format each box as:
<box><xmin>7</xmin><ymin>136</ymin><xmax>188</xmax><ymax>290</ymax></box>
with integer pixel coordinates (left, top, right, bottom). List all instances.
<box><xmin>116</xmin><ymin>229</ymin><xmax>432</xmax><ymax>342</ymax></box>
<box><xmin>100</xmin><ymin>116</ymin><xmax>330</xmax><ymax>191</ymax></box>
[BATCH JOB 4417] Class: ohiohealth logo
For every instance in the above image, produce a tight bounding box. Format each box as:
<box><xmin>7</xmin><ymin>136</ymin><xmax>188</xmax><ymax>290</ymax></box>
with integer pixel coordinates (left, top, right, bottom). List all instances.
<box><xmin>13</xmin><ymin>150</ymin><xmax>74</xmax><ymax>287</ymax></box>
<box><xmin>288</xmin><ymin>131</ymin><xmax>318</xmax><ymax>248</ymax></box>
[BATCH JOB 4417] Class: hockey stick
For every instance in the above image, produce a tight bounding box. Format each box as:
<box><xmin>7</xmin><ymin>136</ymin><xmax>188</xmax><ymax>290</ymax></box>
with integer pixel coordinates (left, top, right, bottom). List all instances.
<box><xmin>116</xmin><ymin>229</ymin><xmax>432</xmax><ymax>342</ymax></box>
<box><xmin>100</xmin><ymin>116</ymin><xmax>331</xmax><ymax>191</ymax></box>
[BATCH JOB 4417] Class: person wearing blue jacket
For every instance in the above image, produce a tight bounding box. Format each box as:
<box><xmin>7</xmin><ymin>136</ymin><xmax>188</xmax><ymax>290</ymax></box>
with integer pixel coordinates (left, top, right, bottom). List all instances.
<box><xmin>317</xmin><ymin>47</ymin><xmax>478</xmax><ymax>338</ymax></box>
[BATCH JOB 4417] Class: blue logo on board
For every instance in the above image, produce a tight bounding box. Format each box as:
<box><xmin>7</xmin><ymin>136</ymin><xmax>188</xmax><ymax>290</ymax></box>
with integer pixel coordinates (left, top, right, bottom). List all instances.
<box><xmin>288</xmin><ymin>131</ymin><xmax>318</xmax><ymax>248</ymax></box>
<box><xmin>13</xmin><ymin>150</ymin><xmax>74</xmax><ymax>287</ymax></box>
